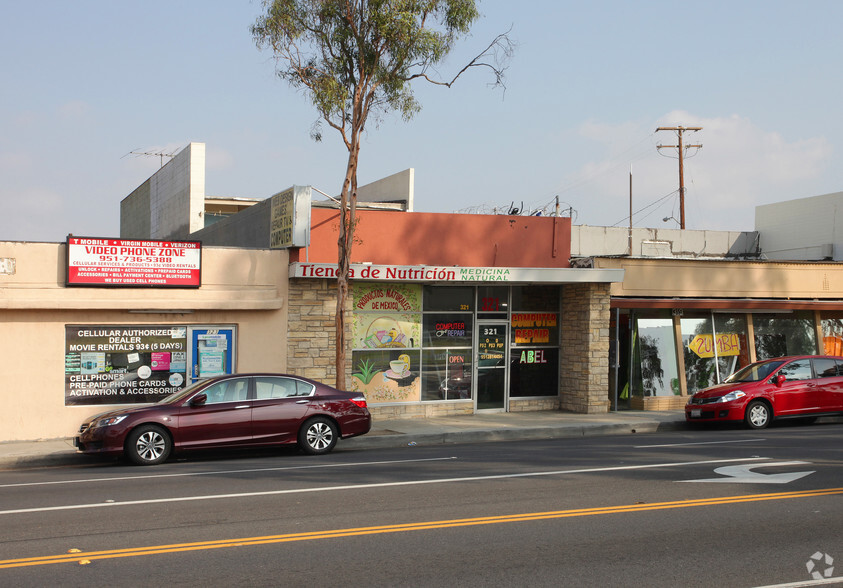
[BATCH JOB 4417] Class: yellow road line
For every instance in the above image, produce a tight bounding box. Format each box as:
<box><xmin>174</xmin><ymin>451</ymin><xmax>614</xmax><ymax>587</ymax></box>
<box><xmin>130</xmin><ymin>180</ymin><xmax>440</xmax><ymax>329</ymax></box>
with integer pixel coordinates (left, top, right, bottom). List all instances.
<box><xmin>3</xmin><ymin>486</ymin><xmax>841</xmax><ymax>569</ymax></box>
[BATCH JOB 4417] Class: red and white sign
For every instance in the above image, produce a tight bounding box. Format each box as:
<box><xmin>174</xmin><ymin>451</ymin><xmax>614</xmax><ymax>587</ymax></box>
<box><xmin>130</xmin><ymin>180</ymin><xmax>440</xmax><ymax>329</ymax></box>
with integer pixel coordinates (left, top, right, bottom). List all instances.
<box><xmin>67</xmin><ymin>237</ymin><xmax>201</xmax><ymax>287</ymax></box>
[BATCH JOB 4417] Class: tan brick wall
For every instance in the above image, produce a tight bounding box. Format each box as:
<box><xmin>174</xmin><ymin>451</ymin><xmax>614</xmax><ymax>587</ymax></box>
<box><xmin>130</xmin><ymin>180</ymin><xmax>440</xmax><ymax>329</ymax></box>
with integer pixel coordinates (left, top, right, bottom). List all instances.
<box><xmin>287</xmin><ymin>279</ymin><xmax>353</xmax><ymax>384</ymax></box>
<box><xmin>560</xmin><ymin>283</ymin><xmax>611</xmax><ymax>414</ymax></box>
<box><xmin>510</xmin><ymin>397</ymin><xmax>560</xmax><ymax>411</ymax></box>
<box><xmin>368</xmin><ymin>402</ymin><xmax>475</xmax><ymax>419</ymax></box>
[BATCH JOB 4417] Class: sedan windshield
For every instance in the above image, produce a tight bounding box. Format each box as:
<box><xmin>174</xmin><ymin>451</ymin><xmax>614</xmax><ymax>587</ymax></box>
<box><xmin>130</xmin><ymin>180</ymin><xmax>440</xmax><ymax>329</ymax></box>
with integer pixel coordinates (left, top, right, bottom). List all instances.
<box><xmin>724</xmin><ymin>360</ymin><xmax>786</xmax><ymax>383</ymax></box>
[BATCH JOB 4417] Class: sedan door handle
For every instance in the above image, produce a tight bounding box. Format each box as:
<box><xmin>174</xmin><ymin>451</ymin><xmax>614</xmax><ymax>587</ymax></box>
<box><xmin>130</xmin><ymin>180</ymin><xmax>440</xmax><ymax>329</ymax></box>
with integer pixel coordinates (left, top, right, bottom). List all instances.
<box><xmin>234</xmin><ymin>404</ymin><xmax>250</xmax><ymax>409</ymax></box>
<box><xmin>295</xmin><ymin>400</ymin><xmax>310</xmax><ymax>404</ymax></box>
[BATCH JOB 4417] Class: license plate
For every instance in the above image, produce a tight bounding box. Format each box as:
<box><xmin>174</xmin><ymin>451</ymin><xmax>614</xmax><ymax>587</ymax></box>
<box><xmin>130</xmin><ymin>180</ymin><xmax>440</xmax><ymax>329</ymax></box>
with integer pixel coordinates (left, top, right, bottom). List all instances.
<box><xmin>691</xmin><ymin>409</ymin><xmax>701</xmax><ymax>418</ymax></box>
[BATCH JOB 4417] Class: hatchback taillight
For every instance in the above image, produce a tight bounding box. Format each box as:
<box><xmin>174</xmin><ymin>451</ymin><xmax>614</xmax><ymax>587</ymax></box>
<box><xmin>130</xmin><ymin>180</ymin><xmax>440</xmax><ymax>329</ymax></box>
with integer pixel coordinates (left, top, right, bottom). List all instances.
<box><xmin>349</xmin><ymin>397</ymin><xmax>368</xmax><ymax>408</ymax></box>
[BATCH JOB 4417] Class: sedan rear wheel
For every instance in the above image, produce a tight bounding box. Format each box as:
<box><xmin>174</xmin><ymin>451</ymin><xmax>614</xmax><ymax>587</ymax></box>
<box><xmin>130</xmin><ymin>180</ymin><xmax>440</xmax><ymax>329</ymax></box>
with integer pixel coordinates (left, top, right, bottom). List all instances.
<box><xmin>745</xmin><ymin>400</ymin><xmax>771</xmax><ymax>429</ymax></box>
<box><xmin>299</xmin><ymin>417</ymin><xmax>338</xmax><ymax>455</ymax></box>
<box><xmin>126</xmin><ymin>424</ymin><xmax>172</xmax><ymax>465</ymax></box>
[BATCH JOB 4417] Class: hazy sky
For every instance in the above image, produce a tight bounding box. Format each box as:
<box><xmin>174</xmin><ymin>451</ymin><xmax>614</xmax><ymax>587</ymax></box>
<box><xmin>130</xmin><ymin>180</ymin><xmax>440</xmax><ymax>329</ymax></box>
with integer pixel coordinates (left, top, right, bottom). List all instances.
<box><xmin>3</xmin><ymin>0</ymin><xmax>842</xmax><ymax>242</ymax></box>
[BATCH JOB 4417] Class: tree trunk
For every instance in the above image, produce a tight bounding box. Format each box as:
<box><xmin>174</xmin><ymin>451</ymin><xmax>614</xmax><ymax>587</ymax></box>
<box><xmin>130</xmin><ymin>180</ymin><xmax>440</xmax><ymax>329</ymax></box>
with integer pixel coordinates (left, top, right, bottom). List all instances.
<box><xmin>335</xmin><ymin>137</ymin><xmax>360</xmax><ymax>390</ymax></box>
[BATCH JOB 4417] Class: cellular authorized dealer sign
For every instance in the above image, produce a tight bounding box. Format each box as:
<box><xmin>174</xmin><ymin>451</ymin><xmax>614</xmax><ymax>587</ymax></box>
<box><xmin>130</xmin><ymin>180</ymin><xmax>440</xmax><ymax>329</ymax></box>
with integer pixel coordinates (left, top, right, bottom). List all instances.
<box><xmin>66</xmin><ymin>237</ymin><xmax>201</xmax><ymax>287</ymax></box>
<box><xmin>65</xmin><ymin>326</ymin><xmax>188</xmax><ymax>405</ymax></box>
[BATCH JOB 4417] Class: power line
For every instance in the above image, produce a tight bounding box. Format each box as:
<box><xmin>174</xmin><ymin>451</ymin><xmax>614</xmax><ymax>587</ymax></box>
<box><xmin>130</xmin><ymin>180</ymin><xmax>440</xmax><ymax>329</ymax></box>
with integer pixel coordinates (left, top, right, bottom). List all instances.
<box><xmin>611</xmin><ymin>189</ymin><xmax>678</xmax><ymax>227</ymax></box>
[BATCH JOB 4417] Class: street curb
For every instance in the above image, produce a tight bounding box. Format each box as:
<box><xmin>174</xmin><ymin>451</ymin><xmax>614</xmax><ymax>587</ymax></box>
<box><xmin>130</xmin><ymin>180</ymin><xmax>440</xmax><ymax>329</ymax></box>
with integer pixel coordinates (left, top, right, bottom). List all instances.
<box><xmin>339</xmin><ymin>419</ymin><xmax>690</xmax><ymax>451</ymax></box>
<box><xmin>0</xmin><ymin>450</ymin><xmax>85</xmax><ymax>471</ymax></box>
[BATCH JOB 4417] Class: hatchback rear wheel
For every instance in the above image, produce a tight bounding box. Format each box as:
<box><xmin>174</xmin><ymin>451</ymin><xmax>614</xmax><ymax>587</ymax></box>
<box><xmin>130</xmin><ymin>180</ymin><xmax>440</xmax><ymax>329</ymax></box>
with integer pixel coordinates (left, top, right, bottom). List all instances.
<box><xmin>298</xmin><ymin>417</ymin><xmax>338</xmax><ymax>455</ymax></box>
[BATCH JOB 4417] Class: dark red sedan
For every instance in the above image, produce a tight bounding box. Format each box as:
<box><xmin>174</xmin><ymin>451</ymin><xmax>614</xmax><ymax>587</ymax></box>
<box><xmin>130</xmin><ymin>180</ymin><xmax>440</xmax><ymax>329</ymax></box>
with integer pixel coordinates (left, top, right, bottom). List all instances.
<box><xmin>686</xmin><ymin>355</ymin><xmax>843</xmax><ymax>429</ymax></box>
<box><xmin>75</xmin><ymin>373</ymin><xmax>371</xmax><ymax>465</ymax></box>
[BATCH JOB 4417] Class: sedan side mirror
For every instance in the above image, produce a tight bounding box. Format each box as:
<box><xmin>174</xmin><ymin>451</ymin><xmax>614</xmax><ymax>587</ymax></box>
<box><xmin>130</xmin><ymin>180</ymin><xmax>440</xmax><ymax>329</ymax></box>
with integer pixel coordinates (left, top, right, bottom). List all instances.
<box><xmin>773</xmin><ymin>374</ymin><xmax>786</xmax><ymax>387</ymax></box>
<box><xmin>189</xmin><ymin>393</ymin><xmax>207</xmax><ymax>406</ymax></box>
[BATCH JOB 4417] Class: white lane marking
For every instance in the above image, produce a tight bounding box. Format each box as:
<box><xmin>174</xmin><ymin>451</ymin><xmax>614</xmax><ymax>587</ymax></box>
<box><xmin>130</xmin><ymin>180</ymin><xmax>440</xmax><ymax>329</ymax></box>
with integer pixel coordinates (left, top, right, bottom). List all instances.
<box><xmin>0</xmin><ymin>457</ymin><xmax>769</xmax><ymax>516</ymax></box>
<box><xmin>681</xmin><ymin>461</ymin><xmax>815</xmax><ymax>484</ymax></box>
<box><xmin>0</xmin><ymin>457</ymin><xmax>458</xmax><ymax>489</ymax></box>
<box><xmin>635</xmin><ymin>439</ymin><xmax>766</xmax><ymax>448</ymax></box>
<box><xmin>752</xmin><ymin>575</ymin><xmax>843</xmax><ymax>587</ymax></box>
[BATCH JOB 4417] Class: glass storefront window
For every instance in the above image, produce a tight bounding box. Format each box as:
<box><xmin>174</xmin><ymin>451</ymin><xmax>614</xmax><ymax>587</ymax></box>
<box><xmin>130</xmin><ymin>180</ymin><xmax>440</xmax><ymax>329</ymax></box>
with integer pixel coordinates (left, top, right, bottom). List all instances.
<box><xmin>355</xmin><ymin>284</ymin><xmax>562</xmax><ymax>404</ymax></box>
<box><xmin>714</xmin><ymin>313</ymin><xmax>750</xmax><ymax>379</ymax></box>
<box><xmin>820</xmin><ymin>312</ymin><xmax>843</xmax><ymax>355</ymax></box>
<box><xmin>753</xmin><ymin>311</ymin><xmax>818</xmax><ymax>359</ymax></box>
<box><xmin>510</xmin><ymin>347</ymin><xmax>559</xmax><ymax>397</ymax></box>
<box><xmin>422</xmin><ymin>313</ymin><xmax>472</xmax><ymax>348</ymax></box>
<box><xmin>423</xmin><ymin>286</ymin><xmax>473</xmax><ymax>312</ymax></box>
<box><xmin>681</xmin><ymin>315</ymin><xmax>717</xmax><ymax>394</ymax></box>
<box><xmin>680</xmin><ymin>313</ymin><xmax>749</xmax><ymax>394</ymax></box>
<box><xmin>511</xmin><ymin>285</ymin><xmax>560</xmax><ymax>310</ymax></box>
<box><xmin>420</xmin><ymin>349</ymin><xmax>472</xmax><ymax>401</ymax></box>
<box><xmin>509</xmin><ymin>285</ymin><xmax>560</xmax><ymax>398</ymax></box>
<box><xmin>632</xmin><ymin>314</ymin><xmax>680</xmax><ymax>397</ymax></box>
<box><xmin>477</xmin><ymin>286</ymin><xmax>509</xmax><ymax>318</ymax></box>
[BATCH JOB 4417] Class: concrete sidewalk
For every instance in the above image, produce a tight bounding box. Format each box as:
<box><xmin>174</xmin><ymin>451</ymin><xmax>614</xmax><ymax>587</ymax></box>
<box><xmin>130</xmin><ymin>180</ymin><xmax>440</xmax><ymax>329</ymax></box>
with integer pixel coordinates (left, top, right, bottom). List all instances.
<box><xmin>0</xmin><ymin>410</ymin><xmax>689</xmax><ymax>470</ymax></box>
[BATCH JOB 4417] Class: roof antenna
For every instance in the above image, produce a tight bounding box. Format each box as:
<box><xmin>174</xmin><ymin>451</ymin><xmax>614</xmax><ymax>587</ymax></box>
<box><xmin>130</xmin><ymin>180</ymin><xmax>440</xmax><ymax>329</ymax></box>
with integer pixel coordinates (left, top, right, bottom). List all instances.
<box><xmin>122</xmin><ymin>147</ymin><xmax>178</xmax><ymax>168</ymax></box>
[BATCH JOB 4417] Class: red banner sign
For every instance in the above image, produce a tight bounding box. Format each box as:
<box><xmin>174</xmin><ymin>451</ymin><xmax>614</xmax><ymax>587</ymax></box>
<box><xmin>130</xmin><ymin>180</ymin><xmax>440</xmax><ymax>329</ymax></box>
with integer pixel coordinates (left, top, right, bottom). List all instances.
<box><xmin>67</xmin><ymin>237</ymin><xmax>201</xmax><ymax>287</ymax></box>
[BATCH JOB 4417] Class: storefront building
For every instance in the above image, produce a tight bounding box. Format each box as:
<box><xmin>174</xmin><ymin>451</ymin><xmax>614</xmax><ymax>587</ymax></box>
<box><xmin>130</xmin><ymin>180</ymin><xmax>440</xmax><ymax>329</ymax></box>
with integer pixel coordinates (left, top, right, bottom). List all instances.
<box><xmin>281</xmin><ymin>208</ymin><xmax>623</xmax><ymax>418</ymax></box>
<box><xmin>0</xmin><ymin>241</ymin><xmax>289</xmax><ymax>442</ymax></box>
<box><xmin>590</xmin><ymin>256</ymin><xmax>843</xmax><ymax>410</ymax></box>
<box><xmin>288</xmin><ymin>265</ymin><xmax>618</xmax><ymax>418</ymax></box>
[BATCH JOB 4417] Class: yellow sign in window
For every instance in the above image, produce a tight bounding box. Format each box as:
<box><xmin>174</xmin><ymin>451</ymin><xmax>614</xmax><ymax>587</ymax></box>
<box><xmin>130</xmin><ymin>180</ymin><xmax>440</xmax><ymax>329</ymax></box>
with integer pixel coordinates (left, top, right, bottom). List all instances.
<box><xmin>689</xmin><ymin>333</ymin><xmax>740</xmax><ymax>358</ymax></box>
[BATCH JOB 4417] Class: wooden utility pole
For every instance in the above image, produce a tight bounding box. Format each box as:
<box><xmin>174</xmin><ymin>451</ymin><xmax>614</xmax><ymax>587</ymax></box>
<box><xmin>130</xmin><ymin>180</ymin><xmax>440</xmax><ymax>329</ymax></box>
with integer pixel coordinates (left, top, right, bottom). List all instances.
<box><xmin>656</xmin><ymin>126</ymin><xmax>702</xmax><ymax>229</ymax></box>
<box><xmin>628</xmin><ymin>165</ymin><xmax>633</xmax><ymax>255</ymax></box>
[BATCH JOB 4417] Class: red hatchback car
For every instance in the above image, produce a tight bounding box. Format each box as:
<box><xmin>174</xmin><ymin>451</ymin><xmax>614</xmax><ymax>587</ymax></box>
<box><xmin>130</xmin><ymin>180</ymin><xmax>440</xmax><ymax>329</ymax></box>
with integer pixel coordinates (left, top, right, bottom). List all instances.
<box><xmin>685</xmin><ymin>355</ymin><xmax>843</xmax><ymax>429</ymax></box>
<box><xmin>75</xmin><ymin>373</ymin><xmax>371</xmax><ymax>465</ymax></box>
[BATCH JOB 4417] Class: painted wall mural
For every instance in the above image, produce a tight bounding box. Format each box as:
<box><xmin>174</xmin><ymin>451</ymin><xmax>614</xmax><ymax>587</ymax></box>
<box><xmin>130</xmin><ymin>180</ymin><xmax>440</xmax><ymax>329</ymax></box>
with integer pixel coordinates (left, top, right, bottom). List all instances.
<box><xmin>351</xmin><ymin>283</ymin><xmax>422</xmax><ymax>403</ymax></box>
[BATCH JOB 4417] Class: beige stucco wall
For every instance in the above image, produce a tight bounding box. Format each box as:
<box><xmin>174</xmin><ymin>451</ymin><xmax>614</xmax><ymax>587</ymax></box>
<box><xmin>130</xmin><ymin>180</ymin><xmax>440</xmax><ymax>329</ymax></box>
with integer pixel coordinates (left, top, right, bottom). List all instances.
<box><xmin>0</xmin><ymin>242</ymin><xmax>289</xmax><ymax>442</ymax></box>
<box><xmin>593</xmin><ymin>257</ymin><xmax>843</xmax><ymax>299</ymax></box>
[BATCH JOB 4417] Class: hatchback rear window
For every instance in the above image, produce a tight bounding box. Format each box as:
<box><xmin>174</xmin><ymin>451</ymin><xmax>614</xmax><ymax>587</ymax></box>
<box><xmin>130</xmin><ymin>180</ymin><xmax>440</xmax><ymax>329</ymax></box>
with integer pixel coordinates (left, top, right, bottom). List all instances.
<box><xmin>814</xmin><ymin>358</ymin><xmax>843</xmax><ymax>378</ymax></box>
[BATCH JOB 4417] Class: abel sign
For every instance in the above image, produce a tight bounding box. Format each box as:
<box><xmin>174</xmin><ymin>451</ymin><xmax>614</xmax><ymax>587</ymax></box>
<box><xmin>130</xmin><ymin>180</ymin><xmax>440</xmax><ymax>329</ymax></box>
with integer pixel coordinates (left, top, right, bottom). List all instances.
<box><xmin>67</xmin><ymin>237</ymin><xmax>201</xmax><ymax>287</ymax></box>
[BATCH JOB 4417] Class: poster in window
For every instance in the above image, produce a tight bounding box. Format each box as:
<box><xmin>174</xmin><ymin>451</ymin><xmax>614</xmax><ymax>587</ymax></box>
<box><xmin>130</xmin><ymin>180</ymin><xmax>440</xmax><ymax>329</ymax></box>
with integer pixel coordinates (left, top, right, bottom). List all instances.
<box><xmin>65</xmin><ymin>325</ymin><xmax>188</xmax><ymax>405</ymax></box>
<box><xmin>197</xmin><ymin>334</ymin><xmax>228</xmax><ymax>377</ymax></box>
<box><xmin>511</xmin><ymin>312</ymin><xmax>558</xmax><ymax>345</ymax></box>
<box><xmin>352</xmin><ymin>313</ymin><xmax>421</xmax><ymax>349</ymax></box>
<box><xmin>352</xmin><ymin>283</ymin><xmax>422</xmax><ymax>349</ymax></box>
<box><xmin>422</xmin><ymin>314</ymin><xmax>473</xmax><ymax>348</ymax></box>
<box><xmin>351</xmin><ymin>349</ymin><xmax>421</xmax><ymax>403</ymax></box>
<box><xmin>351</xmin><ymin>283</ymin><xmax>422</xmax><ymax>403</ymax></box>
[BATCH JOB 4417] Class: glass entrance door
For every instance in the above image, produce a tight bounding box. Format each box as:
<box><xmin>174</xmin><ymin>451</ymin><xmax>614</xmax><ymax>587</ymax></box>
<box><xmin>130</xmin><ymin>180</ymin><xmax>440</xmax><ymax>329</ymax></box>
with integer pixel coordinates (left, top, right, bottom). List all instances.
<box><xmin>476</xmin><ymin>321</ymin><xmax>508</xmax><ymax>411</ymax></box>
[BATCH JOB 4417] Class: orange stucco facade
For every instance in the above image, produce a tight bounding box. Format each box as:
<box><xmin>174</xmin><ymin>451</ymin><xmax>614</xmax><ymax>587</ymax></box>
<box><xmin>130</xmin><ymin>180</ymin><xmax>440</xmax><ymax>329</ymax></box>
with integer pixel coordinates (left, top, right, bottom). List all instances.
<box><xmin>293</xmin><ymin>209</ymin><xmax>572</xmax><ymax>268</ymax></box>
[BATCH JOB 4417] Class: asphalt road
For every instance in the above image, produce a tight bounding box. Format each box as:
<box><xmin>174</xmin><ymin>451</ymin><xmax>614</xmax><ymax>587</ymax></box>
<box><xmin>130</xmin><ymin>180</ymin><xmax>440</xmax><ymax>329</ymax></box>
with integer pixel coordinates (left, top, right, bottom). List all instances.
<box><xmin>1</xmin><ymin>422</ymin><xmax>842</xmax><ymax>587</ymax></box>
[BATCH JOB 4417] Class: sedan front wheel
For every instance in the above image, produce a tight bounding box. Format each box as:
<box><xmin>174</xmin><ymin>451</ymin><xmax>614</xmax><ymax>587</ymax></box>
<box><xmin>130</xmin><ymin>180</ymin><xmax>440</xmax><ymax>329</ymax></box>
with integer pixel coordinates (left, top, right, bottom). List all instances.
<box><xmin>126</xmin><ymin>424</ymin><xmax>172</xmax><ymax>465</ymax></box>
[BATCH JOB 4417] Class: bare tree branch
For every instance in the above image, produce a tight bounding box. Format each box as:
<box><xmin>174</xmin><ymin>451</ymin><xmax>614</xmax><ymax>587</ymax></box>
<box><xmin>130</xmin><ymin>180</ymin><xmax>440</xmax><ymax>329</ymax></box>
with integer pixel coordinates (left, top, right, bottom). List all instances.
<box><xmin>410</xmin><ymin>27</ymin><xmax>515</xmax><ymax>92</ymax></box>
